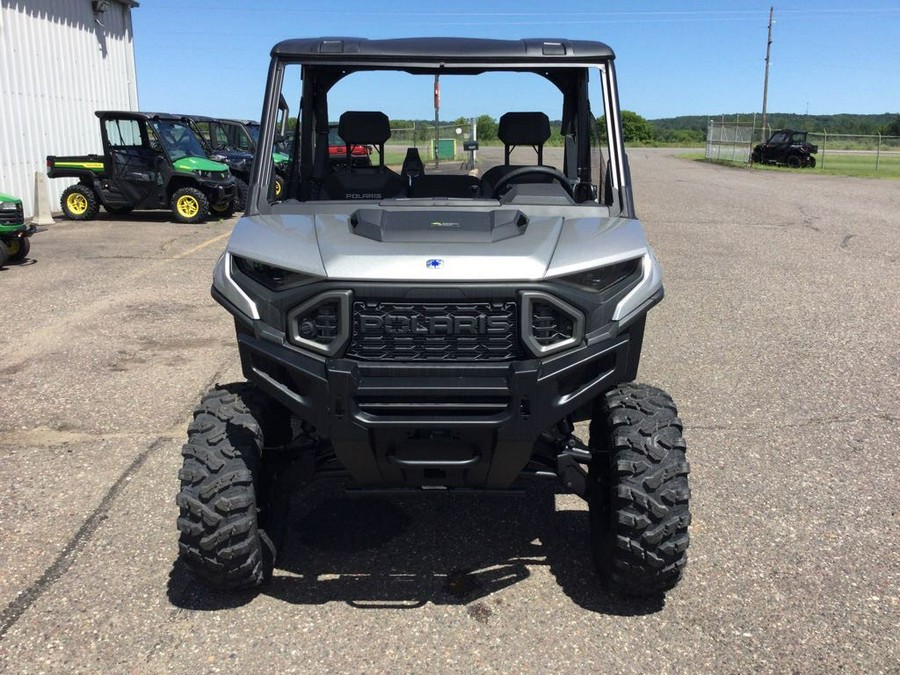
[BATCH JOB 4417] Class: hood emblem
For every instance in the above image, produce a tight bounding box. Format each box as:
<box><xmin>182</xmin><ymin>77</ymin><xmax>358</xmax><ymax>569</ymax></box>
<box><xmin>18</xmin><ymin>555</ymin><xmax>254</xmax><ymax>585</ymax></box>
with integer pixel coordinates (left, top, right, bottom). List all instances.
<box><xmin>426</xmin><ymin>258</ymin><xmax>444</xmax><ymax>269</ymax></box>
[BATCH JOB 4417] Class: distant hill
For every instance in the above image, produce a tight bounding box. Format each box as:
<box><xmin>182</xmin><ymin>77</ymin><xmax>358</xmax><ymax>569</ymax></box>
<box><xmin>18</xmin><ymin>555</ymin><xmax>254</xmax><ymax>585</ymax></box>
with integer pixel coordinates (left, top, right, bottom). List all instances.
<box><xmin>650</xmin><ymin>112</ymin><xmax>899</xmax><ymax>143</ymax></box>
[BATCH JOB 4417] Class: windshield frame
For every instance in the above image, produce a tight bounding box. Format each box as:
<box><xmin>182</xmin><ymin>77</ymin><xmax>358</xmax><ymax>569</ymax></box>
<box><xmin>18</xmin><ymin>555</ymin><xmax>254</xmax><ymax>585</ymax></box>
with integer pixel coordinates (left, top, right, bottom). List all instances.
<box><xmin>248</xmin><ymin>54</ymin><xmax>630</xmax><ymax>218</ymax></box>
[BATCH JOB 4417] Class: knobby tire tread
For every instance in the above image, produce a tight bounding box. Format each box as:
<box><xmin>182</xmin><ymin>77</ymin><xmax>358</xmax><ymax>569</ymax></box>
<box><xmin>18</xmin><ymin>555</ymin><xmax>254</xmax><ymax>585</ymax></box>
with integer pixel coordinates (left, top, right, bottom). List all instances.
<box><xmin>589</xmin><ymin>383</ymin><xmax>691</xmax><ymax>596</ymax></box>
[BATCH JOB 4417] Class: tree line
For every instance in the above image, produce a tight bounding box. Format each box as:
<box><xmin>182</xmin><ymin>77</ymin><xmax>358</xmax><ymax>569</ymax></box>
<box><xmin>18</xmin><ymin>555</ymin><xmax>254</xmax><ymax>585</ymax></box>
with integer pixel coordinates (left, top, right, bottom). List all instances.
<box><xmin>287</xmin><ymin>111</ymin><xmax>900</xmax><ymax>146</ymax></box>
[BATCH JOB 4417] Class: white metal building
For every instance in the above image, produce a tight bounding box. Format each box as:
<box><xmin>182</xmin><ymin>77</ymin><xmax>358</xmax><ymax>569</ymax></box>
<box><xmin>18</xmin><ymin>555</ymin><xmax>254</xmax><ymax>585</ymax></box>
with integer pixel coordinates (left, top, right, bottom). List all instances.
<box><xmin>0</xmin><ymin>0</ymin><xmax>139</xmax><ymax>218</ymax></box>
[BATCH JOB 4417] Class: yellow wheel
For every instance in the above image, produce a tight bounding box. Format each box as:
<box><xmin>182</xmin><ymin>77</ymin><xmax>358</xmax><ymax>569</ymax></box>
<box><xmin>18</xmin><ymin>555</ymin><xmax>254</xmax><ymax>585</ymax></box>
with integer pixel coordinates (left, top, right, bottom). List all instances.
<box><xmin>170</xmin><ymin>187</ymin><xmax>209</xmax><ymax>224</ymax></box>
<box><xmin>274</xmin><ymin>176</ymin><xmax>284</xmax><ymax>198</ymax></box>
<box><xmin>68</xmin><ymin>193</ymin><xmax>87</xmax><ymax>214</ymax></box>
<box><xmin>60</xmin><ymin>184</ymin><xmax>99</xmax><ymax>220</ymax></box>
<box><xmin>177</xmin><ymin>195</ymin><xmax>200</xmax><ymax>218</ymax></box>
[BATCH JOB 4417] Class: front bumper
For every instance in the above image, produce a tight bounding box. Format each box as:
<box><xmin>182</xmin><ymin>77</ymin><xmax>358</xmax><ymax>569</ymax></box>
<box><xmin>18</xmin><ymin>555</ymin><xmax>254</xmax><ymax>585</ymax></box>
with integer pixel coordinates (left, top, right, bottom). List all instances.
<box><xmin>226</xmin><ymin>302</ymin><xmax>649</xmax><ymax>489</ymax></box>
<box><xmin>0</xmin><ymin>222</ymin><xmax>28</xmax><ymax>237</ymax></box>
<box><xmin>199</xmin><ymin>178</ymin><xmax>237</xmax><ymax>207</ymax></box>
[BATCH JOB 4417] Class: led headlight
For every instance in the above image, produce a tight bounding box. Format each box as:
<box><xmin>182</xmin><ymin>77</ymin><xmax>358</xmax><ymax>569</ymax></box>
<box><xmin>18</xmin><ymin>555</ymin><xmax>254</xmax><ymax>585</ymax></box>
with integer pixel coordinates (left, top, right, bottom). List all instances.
<box><xmin>0</xmin><ymin>201</ymin><xmax>19</xmax><ymax>211</ymax></box>
<box><xmin>232</xmin><ymin>255</ymin><xmax>318</xmax><ymax>291</ymax></box>
<box><xmin>194</xmin><ymin>169</ymin><xmax>228</xmax><ymax>179</ymax></box>
<box><xmin>556</xmin><ymin>257</ymin><xmax>641</xmax><ymax>294</ymax></box>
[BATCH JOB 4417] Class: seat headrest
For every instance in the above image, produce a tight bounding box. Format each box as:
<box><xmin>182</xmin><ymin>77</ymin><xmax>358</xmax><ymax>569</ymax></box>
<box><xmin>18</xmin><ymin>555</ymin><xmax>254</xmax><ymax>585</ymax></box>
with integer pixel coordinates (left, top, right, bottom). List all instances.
<box><xmin>338</xmin><ymin>111</ymin><xmax>391</xmax><ymax>145</ymax></box>
<box><xmin>498</xmin><ymin>112</ymin><xmax>551</xmax><ymax>146</ymax></box>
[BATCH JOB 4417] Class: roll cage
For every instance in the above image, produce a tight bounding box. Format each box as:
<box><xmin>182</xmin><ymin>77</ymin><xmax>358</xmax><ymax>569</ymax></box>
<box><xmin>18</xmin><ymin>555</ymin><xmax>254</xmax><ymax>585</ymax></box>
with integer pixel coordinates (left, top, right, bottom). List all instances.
<box><xmin>246</xmin><ymin>37</ymin><xmax>633</xmax><ymax>218</ymax></box>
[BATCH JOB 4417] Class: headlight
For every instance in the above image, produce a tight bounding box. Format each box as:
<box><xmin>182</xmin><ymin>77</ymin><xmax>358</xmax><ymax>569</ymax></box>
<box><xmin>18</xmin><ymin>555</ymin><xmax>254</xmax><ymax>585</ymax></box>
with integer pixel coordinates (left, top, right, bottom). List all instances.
<box><xmin>193</xmin><ymin>169</ymin><xmax>228</xmax><ymax>179</ymax></box>
<box><xmin>232</xmin><ymin>255</ymin><xmax>319</xmax><ymax>291</ymax></box>
<box><xmin>0</xmin><ymin>201</ymin><xmax>19</xmax><ymax>211</ymax></box>
<box><xmin>555</xmin><ymin>258</ymin><xmax>641</xmax><ymax>294</ymax></box>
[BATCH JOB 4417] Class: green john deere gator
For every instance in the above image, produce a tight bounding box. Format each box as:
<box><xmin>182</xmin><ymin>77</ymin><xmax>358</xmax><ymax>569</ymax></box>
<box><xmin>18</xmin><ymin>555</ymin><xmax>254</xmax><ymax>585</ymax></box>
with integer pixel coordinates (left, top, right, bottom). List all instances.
<box><xmin>47</xmin><ymin>111</ymin><xmax>237</xmax><ymax>224</ymax></box>
<box><xmin>0</xmin><ymin>193</ymin><xmax>32</xmax><ymax>268</ymax></box>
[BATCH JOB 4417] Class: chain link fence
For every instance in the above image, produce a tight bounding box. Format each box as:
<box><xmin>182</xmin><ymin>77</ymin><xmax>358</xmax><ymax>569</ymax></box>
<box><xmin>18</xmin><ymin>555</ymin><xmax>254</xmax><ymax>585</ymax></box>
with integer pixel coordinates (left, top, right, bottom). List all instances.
<box><xmin>705</xmin><ymin>120</ymin><xmax>757</xmax><ymax>163</ymax></box>
<box><xmin>390</xmin><ymin>123</ymin><xmax>474</xmax><ymax>160</ymax></box>
<box><xmin>706</xmin><ymin>120</ymin><xmax>900</xmax><ymax>173</ymax></box>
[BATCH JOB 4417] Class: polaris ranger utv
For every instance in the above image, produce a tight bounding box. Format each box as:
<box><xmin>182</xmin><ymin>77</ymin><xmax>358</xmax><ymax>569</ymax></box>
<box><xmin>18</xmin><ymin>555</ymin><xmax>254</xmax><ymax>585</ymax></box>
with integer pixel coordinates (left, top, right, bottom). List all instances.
<box><xmin>751</xmin><ymin>129</ymin><xmax>818</xmax><ymax>168</ymax></box>
<box><xmin>177</xmin><ymin>37</ymin><xmax>690</xmax><ymax>598</ymax></box>
<box><xmin>47</xmin><ymin>111</ymin><xmax>236</xmax><ymax>224</ymax></box>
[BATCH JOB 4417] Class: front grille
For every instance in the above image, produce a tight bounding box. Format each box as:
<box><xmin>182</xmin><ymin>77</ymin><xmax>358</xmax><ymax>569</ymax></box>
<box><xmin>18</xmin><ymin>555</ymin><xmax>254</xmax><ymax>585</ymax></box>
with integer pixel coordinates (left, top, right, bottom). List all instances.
<box><xmin>346</xmin><ymin>300</ymin><xmax>524</xmax><ymax>361</ymax></box>
<box><xmin>0</xmin><ymin>203</ymin><xmax>24</xmax><ymax>226</ymax></box>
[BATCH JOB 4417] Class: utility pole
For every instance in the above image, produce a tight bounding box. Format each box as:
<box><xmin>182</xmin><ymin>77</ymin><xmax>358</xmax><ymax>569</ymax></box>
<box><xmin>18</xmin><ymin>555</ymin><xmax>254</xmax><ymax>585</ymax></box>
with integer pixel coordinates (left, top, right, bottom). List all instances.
<box><xmin>760</xmin><ymin>6</ymin><xmax>774</xmax><ymax>143</ymax></box>
<box><xmin>434</xmin><ymin>74</ymin><xmax>440</xmax><ymax>169</ymax></box>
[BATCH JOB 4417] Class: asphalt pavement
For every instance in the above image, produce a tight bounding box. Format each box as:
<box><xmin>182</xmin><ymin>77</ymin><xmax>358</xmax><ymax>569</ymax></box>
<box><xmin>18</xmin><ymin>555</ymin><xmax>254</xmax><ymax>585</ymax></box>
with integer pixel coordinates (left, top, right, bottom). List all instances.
<box><xmin>0</xmin><ymin>150</ymin><xmax>897</xmax><ymax>672</ymax></box>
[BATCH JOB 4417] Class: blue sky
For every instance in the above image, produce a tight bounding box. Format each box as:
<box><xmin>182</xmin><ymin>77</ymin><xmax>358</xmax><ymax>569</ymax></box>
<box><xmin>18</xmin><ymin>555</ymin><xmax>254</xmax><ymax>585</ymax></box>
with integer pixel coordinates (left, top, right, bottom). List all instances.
<box><xmin>133</xmin><ymin>1</ymin><xmax>900</xmax><ymax>121</ymax></box>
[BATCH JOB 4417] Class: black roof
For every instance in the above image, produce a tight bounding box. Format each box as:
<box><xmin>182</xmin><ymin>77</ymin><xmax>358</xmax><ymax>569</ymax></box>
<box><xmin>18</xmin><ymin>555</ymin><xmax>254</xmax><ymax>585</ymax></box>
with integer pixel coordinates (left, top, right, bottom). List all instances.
<box><xmin>95</xmin><ymin>111</ymin><xmax>191</xmax><ymax>122</ymax></box>
<box><xmin>271</xmin><ymin>37</ymin><xmax>615</xmax><ymax>64</ymax></box>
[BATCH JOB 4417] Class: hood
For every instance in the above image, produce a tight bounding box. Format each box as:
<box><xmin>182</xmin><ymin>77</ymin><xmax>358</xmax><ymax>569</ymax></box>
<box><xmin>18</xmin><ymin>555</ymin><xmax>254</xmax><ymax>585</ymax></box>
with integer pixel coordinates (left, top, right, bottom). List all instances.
<box><xmin>0</xmin><ymin>192</ymin><xmax>22</xmax><ymax>204</ymax></box>
<box><xmin>226</xmin><ymin>207</ymin><xmax>652</xmax><ymax>282</ymax></box>
<box><xmin>172</xmin><ymin>156</ymin><xmax>230</xmax><ymax>173</ymax></box>
<box><xmin>272</xmin><ymin>151</ymin><xmax>290</xmax><ymax>164</ymax></box>
<box><xmin>210</xmin><ymin>150</ymin><xmax>254</xmax><ymax>163</ymax></box>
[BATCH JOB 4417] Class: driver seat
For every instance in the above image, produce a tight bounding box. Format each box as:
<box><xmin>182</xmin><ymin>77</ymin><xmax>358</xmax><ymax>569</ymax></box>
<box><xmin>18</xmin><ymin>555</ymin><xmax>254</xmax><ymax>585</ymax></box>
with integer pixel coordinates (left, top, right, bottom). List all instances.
<box><xmin>480</xmin><ymin>112</ymin><xmax>553</xmax><ymax>196</ymax></box>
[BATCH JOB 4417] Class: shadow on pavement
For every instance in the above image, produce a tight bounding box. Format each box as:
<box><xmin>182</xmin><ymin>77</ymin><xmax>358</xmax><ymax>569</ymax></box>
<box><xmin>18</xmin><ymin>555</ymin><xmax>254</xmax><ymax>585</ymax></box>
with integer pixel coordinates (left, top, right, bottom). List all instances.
<box><xmin>166</xmin><ymin>481</ymin><xmax>664</xmax><ymax>616</ymax></box>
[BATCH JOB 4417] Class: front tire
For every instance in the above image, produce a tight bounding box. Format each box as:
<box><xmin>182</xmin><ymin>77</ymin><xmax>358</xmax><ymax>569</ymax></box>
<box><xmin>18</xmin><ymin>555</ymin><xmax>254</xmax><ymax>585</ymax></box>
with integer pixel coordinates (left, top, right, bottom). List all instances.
<box><xmin>61</xmin><ymin>184</ymin><xmax>100</xmax><ymax>220</ymax></box>
<box><xmin>176</xmin><ymin>383</ymin><xmax>281</xmax><ymax>589</ymax></box>
<box><xmin>786</xmin><ymin>154</ymin><xmax>802</xmax><ymax>169</ymax></box>
<box><xmin>233</xmin><ymin>177</ymin><xmax>248</xmax><ymax>211</ymax></box>
<box><xmin>7</xmin><ymin>236</ymin><xmax>30</xmax><ymax>263</ymax></box>
<box><xmin>210</xmin><ymin>197</ymin><xmax>235</xmax><ymax>219</ymax></box>
<box><xmin>588</xmin><ymin>383</ymin><xmax>691</xmax><ymax>596</ymax></box>
<box><xmin>171</xmin><ymin>187</ymin><xmax>209</xmax><ymax>224</ymax></box>
<box><xmin>0</xmin><ymin>241</ymin><xmax>8</xmax><ymax>268</ymax></box>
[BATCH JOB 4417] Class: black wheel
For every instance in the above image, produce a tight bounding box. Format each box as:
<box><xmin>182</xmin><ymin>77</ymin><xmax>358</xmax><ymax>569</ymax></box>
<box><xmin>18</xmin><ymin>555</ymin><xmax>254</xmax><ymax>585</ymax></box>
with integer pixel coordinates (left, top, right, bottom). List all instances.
<box><xmin>176</xmin><ymin>383</ymin><xmax>290</xmax><ymax>589</ymax></box>
<box><xmin>807</xmin><ymin>156</ymin><xmax>816</xmax><ymax>168</ymax></box>
<box><xmin>786</xmin><ymin>154</ymin><xmax>802</xmax><ymax>169</ymax></box>
<box><xmin>104</xmin><ymin>204</ymin><xmax>133</xmax><ymax>215</ymax></box>
<box><xmin>7</xmin><ymin>236</ymin><xmax>30</xmax><ymax>263</ymax></box>
<box><xmin>490</xmin><ymin>165</ymin><xmax>574</xmax><ymax>199</ymax></box>
<box><xmin>587</xmin><ymin>383</ymin><xmax>691</xmax><ymax>596</ymax></box>
<box><xmin>750</xmin><ymin>149</ymin><xmax>761</xmax><ymax>163</ymax></box>
<box><xmin>171</xmin><ymin>186</ymin><xmax>209</xmax><ymax>224</ymax></box>
<box><xmin>60</xmin><ymin>184</ymin><xmax>100</xmax><ymax>220</ymax></box>
<box><xmin>0</xmin><ymin>241</ymin><xmax>8</xmax><ymax>268</ymax></box>
<box><xmin>233</xmin><ymin>177</ymin><xmax>248</xmax><ymax>211</ymax></box>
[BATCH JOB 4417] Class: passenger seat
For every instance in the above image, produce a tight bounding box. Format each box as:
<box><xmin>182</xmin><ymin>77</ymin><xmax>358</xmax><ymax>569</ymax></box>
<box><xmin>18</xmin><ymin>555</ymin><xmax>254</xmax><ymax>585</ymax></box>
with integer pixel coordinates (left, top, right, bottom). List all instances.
<box><xmin>322</xmin><ymin>111</ymin><xmax>404</xmax><ymax>200</ymax></box>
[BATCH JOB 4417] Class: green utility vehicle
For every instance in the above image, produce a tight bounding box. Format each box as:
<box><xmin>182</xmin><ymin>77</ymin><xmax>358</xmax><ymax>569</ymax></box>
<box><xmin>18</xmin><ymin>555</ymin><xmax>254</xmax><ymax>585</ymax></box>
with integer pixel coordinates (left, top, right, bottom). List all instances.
<box><xmin>47</xmin><ymin>111</ymin><xmax>237</xmax><ymax>224</ymax></box>
<box><xmin>0</xmin><ymin>193</ymin><xmax>32</xmax><ymax>268</ymax></box>
<box><xmin>191</xmin><ymin>116</ymin><xmax>289</xmax><ymax>207</ymax></box>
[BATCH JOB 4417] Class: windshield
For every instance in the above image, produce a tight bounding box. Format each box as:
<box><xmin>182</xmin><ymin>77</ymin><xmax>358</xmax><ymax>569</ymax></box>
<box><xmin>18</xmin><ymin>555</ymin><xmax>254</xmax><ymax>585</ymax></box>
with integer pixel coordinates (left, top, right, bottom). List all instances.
<box><xmin>149</xmin><ymin>120</ymin><xmax>208</xmax><ymax>161</ymax></box>
<box><xmin>266</xmin><ymin>63</ymin><xmax>614</xmax><ymax>209</ymax></box>
<box><xmin>246</xmin><ymin>124</ymin><xmax>260</xmax><ymax>145</ymax></box>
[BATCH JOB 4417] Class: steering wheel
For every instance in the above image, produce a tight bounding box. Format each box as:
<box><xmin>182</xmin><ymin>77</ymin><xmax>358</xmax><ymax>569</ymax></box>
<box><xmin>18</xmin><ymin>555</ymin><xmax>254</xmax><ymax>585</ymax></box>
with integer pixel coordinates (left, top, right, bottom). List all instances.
<box><xmin>491</xmin><ymin>165</ymin><xmax>574</xmax><ymax>199</ymax></box>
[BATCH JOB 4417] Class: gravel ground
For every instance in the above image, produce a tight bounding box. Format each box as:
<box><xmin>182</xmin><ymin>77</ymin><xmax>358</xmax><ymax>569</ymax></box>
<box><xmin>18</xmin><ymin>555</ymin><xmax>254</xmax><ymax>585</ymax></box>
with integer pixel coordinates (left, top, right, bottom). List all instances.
<box><xmin>0</xmin><ymin>150</ymin><xmax>897</xmax><ymax>673</ymax></box>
